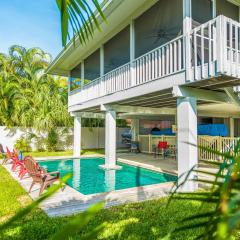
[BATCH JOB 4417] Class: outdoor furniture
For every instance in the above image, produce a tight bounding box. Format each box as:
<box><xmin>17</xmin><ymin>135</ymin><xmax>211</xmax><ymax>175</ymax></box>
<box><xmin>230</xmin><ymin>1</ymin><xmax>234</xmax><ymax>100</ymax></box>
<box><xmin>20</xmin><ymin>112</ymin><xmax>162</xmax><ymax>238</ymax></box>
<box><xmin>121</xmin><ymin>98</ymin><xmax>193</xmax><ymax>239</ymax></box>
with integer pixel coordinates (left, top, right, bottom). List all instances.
<box><xmin>0</xmin><ymin>144</ymin><xmax>10</xmax><ymax>164</ymax></box>
<box><xmin>18</xmin><ymin>157</ymin><xmax>43</xmax><ymax>180</ymax></box>
<box><xmin>130</xmin><ymin>141</ymin><xmax>140</xmax><ymax>153</ymax></box>
<box><xmin>154</xmin><ymin>141</ymin><xmax>168</xmax><ymax>159</ymax></box>
<box><xmin>24</xmin><ymin>156</ymin><xmax>60</xmax><ymax>195</ymax></box>
<box><xmin>11</xmin><ymin>149</ymin><xmax>24</xmax><ymax>171</ymax></box>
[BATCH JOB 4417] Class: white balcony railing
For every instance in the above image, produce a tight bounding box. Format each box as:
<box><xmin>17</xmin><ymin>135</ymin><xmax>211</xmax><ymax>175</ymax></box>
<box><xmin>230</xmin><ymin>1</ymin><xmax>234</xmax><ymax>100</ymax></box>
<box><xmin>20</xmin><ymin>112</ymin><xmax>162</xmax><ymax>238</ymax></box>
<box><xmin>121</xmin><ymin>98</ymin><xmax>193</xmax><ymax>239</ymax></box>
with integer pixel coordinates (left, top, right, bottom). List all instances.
<box><xmin>132</xmin><ymin>35</ymin><xmax>184</xmax><ymax>85</ymax></box>
<box><xmin>69</xmin><ymin>15</ymin><xmax>240</xmax><ymax>105</ymax></box>
<box><xmin>190</xmin><ymin>15</ymin><xmax>240</xmax><ymax>81</ymax></box>
<box><xmin>69</xmin><ymin>35</ymin><xmax>184</xmax><ymax>103</ymax></box>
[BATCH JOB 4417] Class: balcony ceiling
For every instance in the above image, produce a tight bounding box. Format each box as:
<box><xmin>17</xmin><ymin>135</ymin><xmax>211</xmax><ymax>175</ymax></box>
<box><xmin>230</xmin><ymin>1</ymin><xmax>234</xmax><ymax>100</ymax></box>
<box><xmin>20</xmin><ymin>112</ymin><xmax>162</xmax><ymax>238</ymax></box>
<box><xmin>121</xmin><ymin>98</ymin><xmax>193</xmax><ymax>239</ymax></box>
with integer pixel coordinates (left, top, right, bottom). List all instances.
<box><xmin>47</xmin><ymin>0</ymin><xmax>157</xmax><ymax>76</ymax></box>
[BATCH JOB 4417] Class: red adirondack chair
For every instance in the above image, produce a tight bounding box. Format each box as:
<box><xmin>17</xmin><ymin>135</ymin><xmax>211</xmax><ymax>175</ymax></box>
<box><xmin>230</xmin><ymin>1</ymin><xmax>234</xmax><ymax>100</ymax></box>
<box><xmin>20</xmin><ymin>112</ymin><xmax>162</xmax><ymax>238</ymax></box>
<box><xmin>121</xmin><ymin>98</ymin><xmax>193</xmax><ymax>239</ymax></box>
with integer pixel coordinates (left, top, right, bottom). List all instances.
<box><xmin>1</xmin><ymin>146</ymin><xmax>12</xmax><ymax>165</ymax></box>
<box><xmin>11</xmin><ymin>149</ymin><xmax>24</xmax><ymax>171</ymax></box>
<box><xmin>18</xmin><ymin>157</ymin><xmax>43</xmax><ymax>180</ymax></box>
<box><xmin>24</xmin><ymin>156</ymin><xmax>60</xmax><ymax>195</ymax></box>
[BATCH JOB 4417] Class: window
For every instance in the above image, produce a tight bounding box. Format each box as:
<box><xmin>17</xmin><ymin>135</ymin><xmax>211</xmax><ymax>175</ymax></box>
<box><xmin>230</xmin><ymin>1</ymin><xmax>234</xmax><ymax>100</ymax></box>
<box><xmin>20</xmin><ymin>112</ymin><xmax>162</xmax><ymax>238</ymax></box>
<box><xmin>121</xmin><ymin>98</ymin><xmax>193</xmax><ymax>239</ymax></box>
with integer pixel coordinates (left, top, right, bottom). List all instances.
<box><xmin>70</xmin><ymin>63</ymin><xmax>81</xmax><ymax>91</ymax></box>
<box><xmin>217</xmin><ymin>0</ymin><xmax>239</xmax><ymax>22</ymax></box>
<box><xmin>104</xmin><ymin>26</ymin><xmax>130</xmax><ymax>74</ymax></box>
<box><xmin>192</xmin><ymin>0</ymin><xmax>212</xmax><ymax>27</ymax></box>
<box><xmin>84</xmin><ymin>49</ymin><xmax>100</xmax><ymax>82</ymax></box>
<box><xmin>135</xmin><ymin>0</ymin><xmax>183</xmax><ymax>58</ymax></box>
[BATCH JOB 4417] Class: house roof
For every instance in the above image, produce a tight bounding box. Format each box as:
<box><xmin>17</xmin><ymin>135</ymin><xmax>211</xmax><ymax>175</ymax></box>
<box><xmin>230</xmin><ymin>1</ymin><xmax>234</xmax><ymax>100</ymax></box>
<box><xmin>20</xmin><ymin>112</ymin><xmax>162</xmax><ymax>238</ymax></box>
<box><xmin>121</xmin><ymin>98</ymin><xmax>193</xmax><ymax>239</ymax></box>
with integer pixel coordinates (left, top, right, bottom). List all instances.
<box><xmin>47</xmin><ymin>0</ymin><xmax>157</xmax><ymax>76</ymax></box>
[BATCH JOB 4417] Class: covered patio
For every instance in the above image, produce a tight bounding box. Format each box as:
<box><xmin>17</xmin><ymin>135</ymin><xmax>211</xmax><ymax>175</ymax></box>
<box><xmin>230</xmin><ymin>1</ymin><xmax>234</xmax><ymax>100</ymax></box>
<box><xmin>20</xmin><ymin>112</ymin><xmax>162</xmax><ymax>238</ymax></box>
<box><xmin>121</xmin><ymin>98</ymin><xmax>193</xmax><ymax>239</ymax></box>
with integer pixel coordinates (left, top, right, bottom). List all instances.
<box><xmin>72</xmin><ymin>100</ymin><xmax>240</xmax><ymax>193</ymax></box>
<box><xmin>117</xmin><ymin>151</ymin><xmax>218</xmax><ymax>183</ymax></box>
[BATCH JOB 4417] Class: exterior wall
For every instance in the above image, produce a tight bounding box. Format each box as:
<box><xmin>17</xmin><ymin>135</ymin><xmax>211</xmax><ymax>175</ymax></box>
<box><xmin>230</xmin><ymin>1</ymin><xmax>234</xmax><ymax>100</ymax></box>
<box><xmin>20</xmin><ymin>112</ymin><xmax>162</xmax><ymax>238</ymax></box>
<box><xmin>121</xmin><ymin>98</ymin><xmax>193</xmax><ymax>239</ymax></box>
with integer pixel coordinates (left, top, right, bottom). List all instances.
<box><xmin>0</xmin><ymin>126</ymin><xmax>129</xmax><ymax>151</ymax></box>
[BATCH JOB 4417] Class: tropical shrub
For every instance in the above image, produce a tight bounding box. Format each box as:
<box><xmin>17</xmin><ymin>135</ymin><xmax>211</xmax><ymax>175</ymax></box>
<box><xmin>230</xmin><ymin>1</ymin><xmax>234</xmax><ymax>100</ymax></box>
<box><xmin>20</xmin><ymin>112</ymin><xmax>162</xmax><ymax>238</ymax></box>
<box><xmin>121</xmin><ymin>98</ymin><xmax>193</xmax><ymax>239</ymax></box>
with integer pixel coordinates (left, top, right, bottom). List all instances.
<box><xmin>34</xmin><ymin>136</ymin><xmax>46</xmax><ymax>152</ymax></box>
<box><xmin>46</xmin><ymin>129</ymin><xmax>59</xmax><ymax>152</ymax></box>
<box><xmin>14</xmin><ymin>137</ymin><xmax>31</xmax><ymax>152</ymax></box>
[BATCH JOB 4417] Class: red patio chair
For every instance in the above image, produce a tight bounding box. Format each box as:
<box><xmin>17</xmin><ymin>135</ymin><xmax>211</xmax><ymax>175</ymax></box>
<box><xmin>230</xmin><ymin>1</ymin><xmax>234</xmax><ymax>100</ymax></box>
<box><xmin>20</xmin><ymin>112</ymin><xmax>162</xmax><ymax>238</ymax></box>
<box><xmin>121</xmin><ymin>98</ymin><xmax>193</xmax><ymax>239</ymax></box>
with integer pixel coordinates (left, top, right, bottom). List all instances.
<box><xmin>24</xmin><ymin>156</ymin><xmax>60</xmax><ymax>195</ymax></box>
<box><xmin>11</xmin><ymin>149</ymin><xmax>24</xmax><ymax>171</ymax></box>
<box><xmin>18</xmin><ymin>157</ymin><xmax>44</xmax><ymax>180</ymax></box>
<box><xmin>1</xmin><ymin>146</ymin><xmax>13</xmax><ymax>165</ymax></box>
<box><xmin>155</xmin><ymin>141</ymin><xmax>169</xmax><ymax>159</ymax></box>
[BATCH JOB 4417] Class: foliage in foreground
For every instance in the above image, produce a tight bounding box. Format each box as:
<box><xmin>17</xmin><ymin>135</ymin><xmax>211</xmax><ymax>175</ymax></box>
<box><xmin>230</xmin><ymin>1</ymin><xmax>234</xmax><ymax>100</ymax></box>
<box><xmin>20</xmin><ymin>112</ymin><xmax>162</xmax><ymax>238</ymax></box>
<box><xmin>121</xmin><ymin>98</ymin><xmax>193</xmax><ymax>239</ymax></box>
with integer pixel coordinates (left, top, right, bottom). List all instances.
<box><xmin>0</xmin><ymin>165</ymin><xmax>210</xmax><ymax>240</ymax></box>
<box><xmin>170</xmin><ymin>142</ymin><xmax>240</xmax><ymax>239</ymax></box>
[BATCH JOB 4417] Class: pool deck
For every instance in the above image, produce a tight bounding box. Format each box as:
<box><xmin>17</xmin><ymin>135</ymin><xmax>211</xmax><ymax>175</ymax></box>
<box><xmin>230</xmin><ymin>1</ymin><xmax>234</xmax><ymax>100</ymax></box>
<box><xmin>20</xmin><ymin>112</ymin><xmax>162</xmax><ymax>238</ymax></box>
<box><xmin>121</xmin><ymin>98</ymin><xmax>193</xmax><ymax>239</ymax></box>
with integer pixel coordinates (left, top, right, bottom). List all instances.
<box><xmin>2</xmin><ymin>155</ymin><xmax>175</xmax><ymax>217</ymax></box>
<box><xmin>2</xmin><ymin>152</ymin><xmax>217</xmax><ymax>217</ymax></box>
<box><xmin>117</xmin><ymin>152</ymin><xmax>177</xmax><ymax>175</ymax></box>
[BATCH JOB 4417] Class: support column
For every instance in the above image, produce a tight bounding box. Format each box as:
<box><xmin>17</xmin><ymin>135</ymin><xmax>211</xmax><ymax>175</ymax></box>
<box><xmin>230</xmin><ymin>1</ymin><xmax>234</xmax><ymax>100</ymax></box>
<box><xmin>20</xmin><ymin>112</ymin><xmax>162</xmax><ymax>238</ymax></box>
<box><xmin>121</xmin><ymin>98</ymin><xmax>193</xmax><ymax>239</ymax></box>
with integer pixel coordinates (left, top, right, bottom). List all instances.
<box><xmin>100</xmin><ymin>110</ymin><xmax>121</xmax><ymax>170</ymax></box>
<box><xmin>73</xmin><ymin>159</ymin><xmax>81</xmax><ymax>189</ymax></box>
<box><xmin>183</xmin><ymin>0</ymin><xmax>192</xmax><ymax>81</ymax></box>
<box><xmin>177</xmin><ymin>97</ymin><xmax>198</xmax><ymax>192</ymax></box>
<box><xmin>81</xmin><ymin>61</ymin><xmax>84</xmax><ymax>89</ymax></box>
<box><xmin>130</xmin><ymin>19</ymin><xmax>135</xmax><ymax>87</ymax></box>
<box><xmin>212</xmin><ymin>0</ymin><xmax>216</xmax><ymax>18</ymax></box>
<box><xmin>132</xmin><ymin>118</ymin><xmax>139</xmax><ymax>141</ymax></box>
<box><xmin>105</xmin><ymin>170</ymin><xmax>116</xmax><ymax>192</ymax></box>
<box><xmin>230</xmin><ymin>117</ymin><xmax>235</xmax><ymax>137</ymax></box>
<box><xmin>73</xmin><ymin>117</ymin><xmax>81</xmax><ymax>157</ymax></box>
<box><xmin>100</xmin><ymin>45</ymin><xmax>104</xmax><ymax>77</ymax></box>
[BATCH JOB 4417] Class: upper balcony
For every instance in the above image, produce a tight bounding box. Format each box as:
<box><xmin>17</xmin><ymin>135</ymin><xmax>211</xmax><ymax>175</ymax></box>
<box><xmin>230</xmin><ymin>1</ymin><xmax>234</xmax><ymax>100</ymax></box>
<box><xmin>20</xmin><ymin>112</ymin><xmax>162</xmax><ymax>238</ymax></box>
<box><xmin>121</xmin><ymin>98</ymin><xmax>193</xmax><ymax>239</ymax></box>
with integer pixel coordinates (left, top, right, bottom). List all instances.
<box><xmin>68</xmin><ymin>15</ymin><xmax>240</xmax><ymax>110</ymax></box>
<box><xmin>46</xmin><ymin>0</ymin><xmax>240</xmax><ymax>111</ymax></box>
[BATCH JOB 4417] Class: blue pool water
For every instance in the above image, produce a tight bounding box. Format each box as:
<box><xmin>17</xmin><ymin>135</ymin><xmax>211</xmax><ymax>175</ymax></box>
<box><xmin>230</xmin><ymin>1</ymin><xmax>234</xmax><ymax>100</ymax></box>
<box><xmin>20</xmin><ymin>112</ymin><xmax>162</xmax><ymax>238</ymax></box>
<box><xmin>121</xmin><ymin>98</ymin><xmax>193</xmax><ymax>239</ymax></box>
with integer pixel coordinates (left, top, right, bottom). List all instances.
<box><xmin>39</xmin><ymin>158</ymin><xmax>177</xmax><ymax>195</ymax></box>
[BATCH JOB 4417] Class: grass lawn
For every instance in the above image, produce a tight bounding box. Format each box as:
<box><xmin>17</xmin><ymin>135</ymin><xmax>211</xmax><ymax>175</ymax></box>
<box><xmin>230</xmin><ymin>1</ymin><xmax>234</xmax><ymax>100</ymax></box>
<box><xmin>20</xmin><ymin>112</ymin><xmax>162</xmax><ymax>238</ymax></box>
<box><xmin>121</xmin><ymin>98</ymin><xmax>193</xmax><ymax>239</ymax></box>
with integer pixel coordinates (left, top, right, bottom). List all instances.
<box><xmin>23</xmin><ymin>148</ymin><xmax>105</xmax><ymax>158</ymax></box>
<box><xmin>0</xmin><ymin>165</ymin><xmax>213</xmax><ymax>240</ymax></box>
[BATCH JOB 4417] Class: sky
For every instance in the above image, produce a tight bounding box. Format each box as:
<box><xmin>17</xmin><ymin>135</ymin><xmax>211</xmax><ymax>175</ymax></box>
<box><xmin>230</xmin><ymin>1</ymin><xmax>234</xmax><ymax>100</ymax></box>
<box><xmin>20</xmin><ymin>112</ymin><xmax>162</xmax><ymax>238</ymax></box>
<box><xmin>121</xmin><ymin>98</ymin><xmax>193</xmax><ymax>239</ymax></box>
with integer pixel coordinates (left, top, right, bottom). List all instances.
<box><xmin>0</xmin><ymin>0</ymin><xmax>62</xmax><ymax>59</ymax></box>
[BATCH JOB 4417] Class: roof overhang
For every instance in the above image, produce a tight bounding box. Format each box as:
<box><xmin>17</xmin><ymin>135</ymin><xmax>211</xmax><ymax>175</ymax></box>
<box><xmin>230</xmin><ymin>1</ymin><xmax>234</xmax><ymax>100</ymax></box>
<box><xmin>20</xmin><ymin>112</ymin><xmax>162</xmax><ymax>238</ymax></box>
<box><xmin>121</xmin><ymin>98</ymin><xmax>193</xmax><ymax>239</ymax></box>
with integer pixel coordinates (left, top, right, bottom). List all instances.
<box><xmin>47</xmin><ymin>0</ymin><xmax>157</xmax><ymax>76</ymax></box>
<box><xmin>228</xmin><ymin>0</ymin><xmax>240</xmax><ymax>7</ymax></box>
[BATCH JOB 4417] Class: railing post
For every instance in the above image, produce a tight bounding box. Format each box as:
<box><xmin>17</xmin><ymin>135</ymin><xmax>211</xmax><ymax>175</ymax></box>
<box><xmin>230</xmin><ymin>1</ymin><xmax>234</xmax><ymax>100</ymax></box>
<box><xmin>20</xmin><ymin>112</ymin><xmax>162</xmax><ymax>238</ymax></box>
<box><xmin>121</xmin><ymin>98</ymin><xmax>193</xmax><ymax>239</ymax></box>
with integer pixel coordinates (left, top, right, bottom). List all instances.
<box><xmin>216</xmin><ymin>15</ymin><xmax>226</xmax><ymax>74</ymax></box>
<box><xmin>149</xmin><ymin>134</ymin><xmax>151</xmax><ymax>153</ymax></box>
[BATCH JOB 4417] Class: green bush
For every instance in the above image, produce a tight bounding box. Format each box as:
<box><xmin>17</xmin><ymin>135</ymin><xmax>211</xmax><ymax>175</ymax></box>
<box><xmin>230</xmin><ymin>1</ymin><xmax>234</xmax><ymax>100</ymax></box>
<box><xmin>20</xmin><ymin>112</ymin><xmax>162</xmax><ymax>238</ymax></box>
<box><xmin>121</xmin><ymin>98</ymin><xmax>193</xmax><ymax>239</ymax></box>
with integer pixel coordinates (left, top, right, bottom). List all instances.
<box><xmin>34</xmin><ymin>137</ymin><xmax>46</xmax><ymax>152</ymax></box>
<box><xmin>46</xmin><ymin>129</ymin><xmax>59</xmax><ymax>152</ymax></box>
<box><xmin>14</xmin><ymin>137</ymin><xmax>32</xmax><ymax>152</ymax></box>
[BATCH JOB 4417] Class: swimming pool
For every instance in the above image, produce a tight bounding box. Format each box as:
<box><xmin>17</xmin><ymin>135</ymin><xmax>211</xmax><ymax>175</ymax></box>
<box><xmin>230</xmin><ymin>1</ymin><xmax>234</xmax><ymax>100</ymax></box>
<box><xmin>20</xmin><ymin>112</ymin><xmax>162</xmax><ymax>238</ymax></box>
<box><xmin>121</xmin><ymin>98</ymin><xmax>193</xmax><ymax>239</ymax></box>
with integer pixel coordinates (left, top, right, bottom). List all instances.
<box><xmin>39</xmin><ymin>158</ymin><xmax>177</xmax><ymax>195</ymax></box>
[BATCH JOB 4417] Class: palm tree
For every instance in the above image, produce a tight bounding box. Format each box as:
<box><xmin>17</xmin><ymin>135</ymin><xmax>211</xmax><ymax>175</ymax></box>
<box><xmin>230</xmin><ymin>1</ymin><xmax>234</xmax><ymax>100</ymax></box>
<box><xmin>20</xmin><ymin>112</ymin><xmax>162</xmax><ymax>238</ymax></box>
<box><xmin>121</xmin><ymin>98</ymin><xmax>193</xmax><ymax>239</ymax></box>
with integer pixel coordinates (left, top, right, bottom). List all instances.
<box><xmin>0</xmin><ymin>53</ymin><xmax>21</xmax><ymax>126</ymax></box>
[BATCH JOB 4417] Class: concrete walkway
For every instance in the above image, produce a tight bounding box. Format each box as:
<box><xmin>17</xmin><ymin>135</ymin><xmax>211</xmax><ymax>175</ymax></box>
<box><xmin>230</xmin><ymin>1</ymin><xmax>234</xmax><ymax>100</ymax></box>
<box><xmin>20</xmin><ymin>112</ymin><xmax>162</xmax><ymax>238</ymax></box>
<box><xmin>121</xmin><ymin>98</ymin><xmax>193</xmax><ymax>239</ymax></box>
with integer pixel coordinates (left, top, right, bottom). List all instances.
<box><xmin>117</xmin><ymin>152</ymin><xmax>177</xmax><ymax>175</ymax></box>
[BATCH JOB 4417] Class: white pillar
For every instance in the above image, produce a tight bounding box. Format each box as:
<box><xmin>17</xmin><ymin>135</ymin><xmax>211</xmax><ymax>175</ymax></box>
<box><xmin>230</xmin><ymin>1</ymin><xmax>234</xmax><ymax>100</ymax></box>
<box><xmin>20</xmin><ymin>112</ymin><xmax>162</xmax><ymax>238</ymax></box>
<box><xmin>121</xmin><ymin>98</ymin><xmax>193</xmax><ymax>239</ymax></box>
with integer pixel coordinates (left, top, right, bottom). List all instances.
<box><xmin>183</xmin><ymin>0</ymin><xmax>192</xmax><ymax>81</ymax></box>
<box><xmin>132</xmin><ymin>119</ymin><xmax>139</xmax><ymax>141</ymax></box>
<box><xmin>177</xmin><ymin>97</ymin><xmax>198</xmax><ymax>192</ymax></box>
<box><xmin>130</xmin><ymin>19</ymin><xmax>135</xmax><ymax>87</ymax></box>
<box><xmin>73</xmin><ymin>117</ymin><xmax>81</xmax><ymax>157</ymax></box>
<box><xmin>100</xmin><ymin>110</ymin><xmax>122</xmax><ymax>170</ymax></box>
<box><xmin>73</xmin><ymin>159</ymin><xmax>81</xmax><ymax>189</ymax></box>
<box><xmin>230</xmin><ymin>118</ymin><xmax>234</xmax><ymax>137</ymax></box>
<box><xmin>212</xmin><ymin>0</ymin><xmax>216</xmax><ymax>18</ymax></box>
<box><xmin>100</xmin><ymin>45</ymin><xmax>104</xmax><ymax>77</ymax></box>
<box><xmin>81</xmin><ymin>61</ymin><xmax>84</xmax><ymax>88</ymax></box>
<box><xmin>105</xmin><ymin>170</ymin><xmax>116</xmax><ymax>192</ymax></box>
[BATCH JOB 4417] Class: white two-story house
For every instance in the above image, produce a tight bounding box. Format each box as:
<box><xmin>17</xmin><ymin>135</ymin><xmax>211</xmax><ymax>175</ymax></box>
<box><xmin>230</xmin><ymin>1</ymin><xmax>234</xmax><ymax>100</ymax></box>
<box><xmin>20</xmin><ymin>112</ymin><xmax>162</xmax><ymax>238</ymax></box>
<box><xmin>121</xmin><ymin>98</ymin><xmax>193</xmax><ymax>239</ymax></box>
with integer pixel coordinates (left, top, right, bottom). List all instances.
<box><xmin>48</xmin><ymin>0</ymin><xmax>240</xmax><ymax>191</ymax></box>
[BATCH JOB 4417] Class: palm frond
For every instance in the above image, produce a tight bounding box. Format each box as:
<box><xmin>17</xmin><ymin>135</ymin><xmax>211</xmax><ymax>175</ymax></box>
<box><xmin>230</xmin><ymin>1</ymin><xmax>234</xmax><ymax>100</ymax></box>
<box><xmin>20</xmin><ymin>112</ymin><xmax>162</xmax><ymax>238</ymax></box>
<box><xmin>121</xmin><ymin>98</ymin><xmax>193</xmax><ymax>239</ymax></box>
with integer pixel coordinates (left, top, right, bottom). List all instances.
<box><xmin>56</xmin><ymin>0</ymin><xmax>106</xmax><ymax>47</ymax></box>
